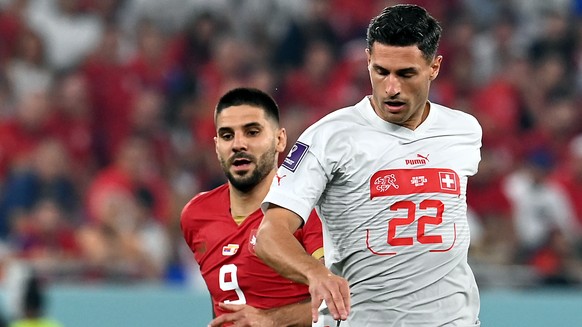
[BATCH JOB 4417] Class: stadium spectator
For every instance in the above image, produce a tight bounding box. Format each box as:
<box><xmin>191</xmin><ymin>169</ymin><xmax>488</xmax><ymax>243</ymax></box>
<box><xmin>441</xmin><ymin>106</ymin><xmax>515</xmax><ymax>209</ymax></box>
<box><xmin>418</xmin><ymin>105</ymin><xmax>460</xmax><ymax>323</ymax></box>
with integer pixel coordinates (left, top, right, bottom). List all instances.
<box><xmin>125</xmin><ymin>19</ymin><xmax>172</xmax><ymax>91</ymax></box>
<box><xmin>280</xmin><ymin>38</ymin><xmax>344</xmax><ymax>120</ymax></box>
<box><xmin>0</xmin><ymin>139</ymin><xmax>79</xmax><ymax>239</ymax></box>
<box><xmin>84</xmin><ymin>135</ymin><xmax>172</xmax><ymax>227</ymax></box>
<box><xmin>4</xmin><ymin>28</ymin><xmax>52</xmax><ymax>103</ymax></box>
<box><xmin>528</xmin><ymin>228</ymin><xmax>582</xmax><ymax>286</ymax></box>
<box><xmin>48</xmin><ymin>71</ymin><xmax>97</xmax><ymax>188</ymax></box>
<box><xmin>78</xmin><ymin>184</ymin><xmax>171</xmax><ymax>281</ymax></box>
<box><xmin>25</xmin><ymin>0</ymin><xmax>103</xmax><ymax>72</ymax></box>
<box><xmin>467</xmin><ymin>148</ymin><xmax>517</xmax><ymax>265</ymax></box>
<box><xmin>0</xmin><ymin>0</ymin><xmax>28</xmax><ymax>67</ymax></box>
<box><xmin>502</xmin><ymin>149</ymin><xmax>581</xmax><ymax>262</ymax></box>
<box><xmin>274</xmin><ymin>0</ymin><xmax>339</xmax><ymax>72</ymax></box>
<box><xmin>552</xmin><ymin>134</ymin><xmax>582</xmax><ymax>229</ymax></box>
<box><xmin>0</xmin><ymin>90</ymin><xmax>53</xmax><ymax>181</ymax></box>
<box><xmin>10</xmin><ymin>198</ymin><xmax>82</xmax><ymax>281</ymax></box>
<box><xmin>80</xmin><ymin>23</ymin><xmax>138</xmax><ymax>165</ymax></box>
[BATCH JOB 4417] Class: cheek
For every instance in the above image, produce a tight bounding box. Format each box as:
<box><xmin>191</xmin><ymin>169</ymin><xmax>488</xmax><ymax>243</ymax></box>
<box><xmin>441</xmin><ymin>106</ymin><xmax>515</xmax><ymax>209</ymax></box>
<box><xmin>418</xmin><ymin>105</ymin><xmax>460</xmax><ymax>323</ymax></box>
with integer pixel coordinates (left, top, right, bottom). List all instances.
<box><xmin>408</xmin><ymin>79</ymin><xmax>429</xmax><ymax>96</ymax></box>
<box><xmin>215</xmin><ymin>143</ymin><xmax>230</xmax><ymax>158</ymax></box>
<box><xmin>370</xmin><ymin>75</ymin><xmax>384</xmax><ymax>91</ymax></box>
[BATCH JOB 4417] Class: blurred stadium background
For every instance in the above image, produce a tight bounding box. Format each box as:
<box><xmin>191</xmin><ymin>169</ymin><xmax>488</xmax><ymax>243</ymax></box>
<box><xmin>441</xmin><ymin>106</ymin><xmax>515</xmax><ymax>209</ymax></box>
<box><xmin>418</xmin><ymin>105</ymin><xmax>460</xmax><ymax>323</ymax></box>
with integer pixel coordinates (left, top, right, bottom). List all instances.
<box><xmin>0</xmin><ymin>0</ymin><xmax>581</xmax><ymax>325</ymax></box>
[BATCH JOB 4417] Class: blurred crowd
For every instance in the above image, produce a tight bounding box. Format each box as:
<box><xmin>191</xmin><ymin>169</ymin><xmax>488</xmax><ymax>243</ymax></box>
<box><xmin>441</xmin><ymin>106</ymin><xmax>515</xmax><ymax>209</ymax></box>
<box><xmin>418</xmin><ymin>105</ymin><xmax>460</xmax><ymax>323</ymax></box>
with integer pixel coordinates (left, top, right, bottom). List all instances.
<box><xmin>0</xmin><ymin>0</ymin><xmax>581</xmax><ymax>295</ymax></box>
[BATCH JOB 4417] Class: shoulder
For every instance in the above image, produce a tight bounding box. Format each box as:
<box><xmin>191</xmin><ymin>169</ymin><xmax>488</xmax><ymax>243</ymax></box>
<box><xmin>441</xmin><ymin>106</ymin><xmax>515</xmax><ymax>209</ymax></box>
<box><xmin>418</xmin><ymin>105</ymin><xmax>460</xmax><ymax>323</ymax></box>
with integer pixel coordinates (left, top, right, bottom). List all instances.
<box><xmin>299</xmin><ymin>98</ymin><xmax>370</xmax><ymax>147</ymax></box>
<box><xmin>432</xmin><ymin>103</ymin><xmax>480</xmax><ymax>126</ymax></box>
<box><xmin>181</xmin><ymin>184</ymin><xmax>228</xmax><ymax>217</ymax></box>
<box><xmin>310</xmin><ymin>99</ymin><xmax>368</xmax><ymax>132</ymax></box>
<box><xmin>431</xmin><ymin>103</ymin><xmax>482</xmax><ymax>136</ymax></box>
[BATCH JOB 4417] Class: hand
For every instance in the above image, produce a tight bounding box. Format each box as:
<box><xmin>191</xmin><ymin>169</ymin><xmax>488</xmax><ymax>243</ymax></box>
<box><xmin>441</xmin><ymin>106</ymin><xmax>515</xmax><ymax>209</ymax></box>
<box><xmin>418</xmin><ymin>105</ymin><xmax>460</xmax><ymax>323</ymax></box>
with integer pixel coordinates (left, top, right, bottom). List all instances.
<box><xmin>207</xmin><ymin>303</ymin><xmax>275</xmax><ymax>327</ymax></box>
<box><xmin>308</xmin><ymin>269</ymin><xmax>350</xmax><ymax>323</ymax></box>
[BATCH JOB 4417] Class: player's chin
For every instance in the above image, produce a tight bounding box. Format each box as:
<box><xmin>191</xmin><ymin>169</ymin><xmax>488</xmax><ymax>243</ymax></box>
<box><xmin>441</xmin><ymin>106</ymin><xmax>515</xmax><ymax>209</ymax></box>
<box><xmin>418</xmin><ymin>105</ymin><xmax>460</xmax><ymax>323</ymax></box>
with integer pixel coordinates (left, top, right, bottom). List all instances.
<box><xmin>229</xmin><ymin>174</ymin><xmax>259</xmax><ymax>192</ymax></box>
<box><xmin>230</xmin><ymin>171</ymin><xmax>255</xmax><ymax>186</ymax></box>
<box><xmin>231</xmin><ymin>166</ymin><xmax>253</xmax><ymax>176</ymax></box>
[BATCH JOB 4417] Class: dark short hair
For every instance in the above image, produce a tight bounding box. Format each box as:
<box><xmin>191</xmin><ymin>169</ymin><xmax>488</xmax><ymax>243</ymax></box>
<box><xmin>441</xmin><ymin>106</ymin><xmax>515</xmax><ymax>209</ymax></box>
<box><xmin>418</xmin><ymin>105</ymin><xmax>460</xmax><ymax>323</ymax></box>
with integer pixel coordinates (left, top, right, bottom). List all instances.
<box><xmin>215</xmin><ymin>87</ymin><xmax>280</xmax><ymax>125</ymax></box>
<box><xmin>366</xmin><ymin>4</ymin><xmax>442</xmax><ymax>61</ymax></box>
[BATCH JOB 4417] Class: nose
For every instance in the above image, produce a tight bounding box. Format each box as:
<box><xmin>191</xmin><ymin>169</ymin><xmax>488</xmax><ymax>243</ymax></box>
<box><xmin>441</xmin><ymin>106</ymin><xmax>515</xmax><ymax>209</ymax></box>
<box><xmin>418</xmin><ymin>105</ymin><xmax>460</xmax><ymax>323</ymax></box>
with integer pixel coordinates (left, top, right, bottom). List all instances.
<box><xmin>385</xmin><ymin>75</ymin><xmax>401</xmax><ymax>97</ymax></box>
<box><xmin>231</xmin><ymin>133</ymin><xmax>247</xmax><ymax>152</ymax></box>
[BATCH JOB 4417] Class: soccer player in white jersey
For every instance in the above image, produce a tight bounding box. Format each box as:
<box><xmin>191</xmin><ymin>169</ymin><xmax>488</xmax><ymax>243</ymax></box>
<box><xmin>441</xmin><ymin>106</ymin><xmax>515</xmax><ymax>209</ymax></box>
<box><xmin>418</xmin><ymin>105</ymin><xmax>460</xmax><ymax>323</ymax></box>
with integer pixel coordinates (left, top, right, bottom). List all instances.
<box><xmin>255</xmin><ymin>4</ymin><xmax>482</xmax><ymax>327</ymax></box>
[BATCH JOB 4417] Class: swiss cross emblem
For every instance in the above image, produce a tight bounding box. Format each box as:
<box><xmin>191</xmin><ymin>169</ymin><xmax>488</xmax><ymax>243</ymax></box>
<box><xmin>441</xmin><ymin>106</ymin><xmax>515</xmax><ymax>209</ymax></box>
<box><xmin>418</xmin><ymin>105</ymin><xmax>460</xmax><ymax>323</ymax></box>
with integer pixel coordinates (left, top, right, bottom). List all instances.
<box><xmin>439</xmin><ymin>172</ymin><xmax>457</xmax><ymax>191</ymax></box>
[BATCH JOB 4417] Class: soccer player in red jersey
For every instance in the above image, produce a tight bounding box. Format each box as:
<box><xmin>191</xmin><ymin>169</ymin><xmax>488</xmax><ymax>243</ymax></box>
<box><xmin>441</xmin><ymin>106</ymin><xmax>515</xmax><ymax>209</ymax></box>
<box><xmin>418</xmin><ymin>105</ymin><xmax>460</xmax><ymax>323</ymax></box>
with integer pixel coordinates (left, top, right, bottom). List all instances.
<box><xmin>180</xmin><ymin>87</ymin><xmax>323</xmax><ymax>326</ymax></box>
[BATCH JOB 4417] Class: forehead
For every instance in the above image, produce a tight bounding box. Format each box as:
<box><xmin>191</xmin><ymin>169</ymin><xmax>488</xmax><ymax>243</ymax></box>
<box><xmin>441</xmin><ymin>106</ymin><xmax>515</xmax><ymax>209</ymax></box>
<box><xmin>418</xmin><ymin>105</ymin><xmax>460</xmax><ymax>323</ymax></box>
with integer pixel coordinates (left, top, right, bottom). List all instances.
<box><xmin>215</xmin><ymin>104</ymin><xmax>269</xmax><ymax>129</ymax></box>
<box><xmin>369</xmin><ymin>43</ymin><xmax>428</xmax><ymax>68</ymax></box>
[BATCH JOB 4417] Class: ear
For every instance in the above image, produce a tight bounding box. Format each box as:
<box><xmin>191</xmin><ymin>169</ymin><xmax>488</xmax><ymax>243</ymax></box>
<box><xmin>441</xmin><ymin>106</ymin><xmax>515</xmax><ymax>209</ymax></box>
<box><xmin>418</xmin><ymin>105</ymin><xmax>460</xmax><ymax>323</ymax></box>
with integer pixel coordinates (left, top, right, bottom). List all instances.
<box><xmin>429</xmin><ymin>55</ymin><xmax>443</xmax><ymax>81</ymax></box>
<box><xmin>365</xmin><ymin>48</ymin><xmax>372</xmax><ymax>70</ymax></box>
<box><xmin>276</xmin><ymin>128</ymin><xmax>287</xmax><ymax>153</ymax></box>
<box><xmin>214</xmin><ymin>136</ymin><xmax>219</xmax><ymax>156</ymax></box>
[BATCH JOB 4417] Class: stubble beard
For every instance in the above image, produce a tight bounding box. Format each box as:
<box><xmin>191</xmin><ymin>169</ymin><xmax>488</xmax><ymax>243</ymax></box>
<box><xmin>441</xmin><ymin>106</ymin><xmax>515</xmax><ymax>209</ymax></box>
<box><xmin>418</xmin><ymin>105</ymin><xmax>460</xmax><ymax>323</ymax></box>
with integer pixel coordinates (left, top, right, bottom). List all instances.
<box><xmin>221</xmin><ymin>145</ymin><xmax>277</xmax><ymax>193</ymax></box>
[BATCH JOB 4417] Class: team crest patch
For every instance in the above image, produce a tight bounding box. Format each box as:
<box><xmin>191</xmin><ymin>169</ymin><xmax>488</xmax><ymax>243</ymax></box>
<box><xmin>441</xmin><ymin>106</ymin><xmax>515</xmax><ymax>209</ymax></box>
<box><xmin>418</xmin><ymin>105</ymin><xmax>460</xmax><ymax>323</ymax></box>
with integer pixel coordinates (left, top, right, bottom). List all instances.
<box><xmin>222</xmin><ymin>244</ymin><xmax>239</xmax><ymax>256</ymax></box>
<box><xmin>283</xmin><ymin>141</ymin><xmax>309</xmax><ymax>172</ymax></box>
<box><xmin>248</xmin><ymin>229</ymin><xmax>258</xmax><ymax>255</ymax></box>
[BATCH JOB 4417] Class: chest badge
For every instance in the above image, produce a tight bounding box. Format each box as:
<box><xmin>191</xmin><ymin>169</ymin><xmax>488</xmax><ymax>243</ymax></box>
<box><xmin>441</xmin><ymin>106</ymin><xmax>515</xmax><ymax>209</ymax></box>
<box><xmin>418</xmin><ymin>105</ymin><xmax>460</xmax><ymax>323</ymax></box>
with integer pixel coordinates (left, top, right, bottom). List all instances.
<box><xmin>248</xmin><ymin>229</ymin><xmax>258</xmax><ymax>255</ymax></box>
<box><xmin>222</xmin><ymin>244</ymin><xmax>239</xmax><ymax>256</ymax></box>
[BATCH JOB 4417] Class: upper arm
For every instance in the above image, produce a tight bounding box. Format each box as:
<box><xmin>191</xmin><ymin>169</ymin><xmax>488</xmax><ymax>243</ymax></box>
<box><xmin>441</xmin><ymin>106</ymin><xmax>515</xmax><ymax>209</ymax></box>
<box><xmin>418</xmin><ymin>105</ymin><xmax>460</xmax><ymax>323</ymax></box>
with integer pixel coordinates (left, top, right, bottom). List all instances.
<box><xmin>259</xmin><ymin>204</ymin><xmax>304</xmax><ymax>234</ymax></box>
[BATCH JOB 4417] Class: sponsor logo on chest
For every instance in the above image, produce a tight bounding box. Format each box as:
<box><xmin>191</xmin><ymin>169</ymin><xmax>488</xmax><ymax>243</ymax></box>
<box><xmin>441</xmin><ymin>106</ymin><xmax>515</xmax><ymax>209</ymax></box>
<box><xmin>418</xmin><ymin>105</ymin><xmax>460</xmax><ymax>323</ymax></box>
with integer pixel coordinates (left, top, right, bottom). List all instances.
<box><xmin>405</xmin><ymin>153</ymin><xmax>430</xmax><ymax>166</ymax></box>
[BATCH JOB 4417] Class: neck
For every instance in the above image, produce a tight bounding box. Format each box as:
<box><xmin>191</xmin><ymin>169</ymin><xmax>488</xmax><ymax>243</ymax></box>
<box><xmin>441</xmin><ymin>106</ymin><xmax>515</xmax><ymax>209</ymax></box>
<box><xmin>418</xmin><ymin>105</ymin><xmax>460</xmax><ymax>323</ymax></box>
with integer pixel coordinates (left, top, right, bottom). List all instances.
<box><xmin>406</xmin><ymin>101</ymin><xmax>431</xmax><ymax>130</ymax></box>
<box><xmin>229</xmin><ymin>170</ymin><xmax>276</xmax><ymax>218</ymax></box>
<box><xmin>419</xmin><ymin>101</ymin><xmax>430</xmax><ymax>124</ymax></box>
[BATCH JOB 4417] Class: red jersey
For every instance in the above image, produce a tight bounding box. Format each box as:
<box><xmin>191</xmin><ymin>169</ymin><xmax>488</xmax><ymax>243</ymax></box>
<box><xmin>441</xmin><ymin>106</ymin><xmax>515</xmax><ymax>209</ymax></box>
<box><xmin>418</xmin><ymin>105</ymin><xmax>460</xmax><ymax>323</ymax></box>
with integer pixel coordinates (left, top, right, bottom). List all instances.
<box><xmin>180</xmin><ymin>184</ymin><xmax>323</xmax><ymax>318</ymax></box>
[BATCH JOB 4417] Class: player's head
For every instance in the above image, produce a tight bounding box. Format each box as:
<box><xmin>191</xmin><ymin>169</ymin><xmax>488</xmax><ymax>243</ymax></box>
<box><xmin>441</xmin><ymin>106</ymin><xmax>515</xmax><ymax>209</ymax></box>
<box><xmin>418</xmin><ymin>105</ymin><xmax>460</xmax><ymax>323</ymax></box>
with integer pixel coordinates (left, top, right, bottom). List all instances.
<box><xmin>214</xmin><ymin>87</ymin><xmax>286</xmax><ymax>192</ymax></box>
<box><xmin>366</xmin><ymin>4</ymin><xmax>441</xmax><ymax>62</ymax></box>
<box><xmin>365</xmin><ymin>4</ymin><xmax>443</xmax><ymax>130</ymax></box>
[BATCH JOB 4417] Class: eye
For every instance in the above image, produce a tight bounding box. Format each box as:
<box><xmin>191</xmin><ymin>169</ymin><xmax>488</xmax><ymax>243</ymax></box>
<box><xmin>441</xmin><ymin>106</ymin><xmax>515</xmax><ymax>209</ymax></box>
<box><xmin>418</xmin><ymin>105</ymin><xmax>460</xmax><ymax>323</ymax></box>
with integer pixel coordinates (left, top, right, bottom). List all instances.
<box><xmin>398</xmin><ymin>69</ymin><xmax>417</xmax><ymax>78</ymax></box>
<box><xmin>219</xmin><ymin>132</ymin><xmax>233</xmax><ymax>140</ymax></box>
<box><xmin>375</xmin><ymin>68</ymin><xmax>388</xmax><ymax>76</ymax></box>
<box><xmin>247</xmin><ymin>129</ymin><xmax>260</xmax><ymax>137</ymax></box>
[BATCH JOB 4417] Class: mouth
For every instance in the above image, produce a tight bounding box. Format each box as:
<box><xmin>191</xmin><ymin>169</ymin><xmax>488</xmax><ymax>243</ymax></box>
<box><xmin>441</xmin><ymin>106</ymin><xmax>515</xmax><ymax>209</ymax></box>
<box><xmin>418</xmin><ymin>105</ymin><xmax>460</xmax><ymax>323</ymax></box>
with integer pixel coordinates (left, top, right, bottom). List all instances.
<box><xmin>231</xmin><ymin>156</ymin><xmax>254</xmax><ymax>173</ymax></box>
<box><xmin>384</xmin><ymin>99</ymin><xmax>406</xmax><ymax>112</ymax></box>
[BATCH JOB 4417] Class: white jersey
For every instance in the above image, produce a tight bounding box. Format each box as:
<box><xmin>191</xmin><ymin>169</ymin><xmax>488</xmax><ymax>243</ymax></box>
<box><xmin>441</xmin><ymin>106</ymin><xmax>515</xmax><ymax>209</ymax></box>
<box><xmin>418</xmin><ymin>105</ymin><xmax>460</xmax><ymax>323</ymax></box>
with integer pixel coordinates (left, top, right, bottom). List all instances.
<box><xmin>263</xmin><ymin>97</ymin><xmax>482</xmax><ymax>326</ymax></box>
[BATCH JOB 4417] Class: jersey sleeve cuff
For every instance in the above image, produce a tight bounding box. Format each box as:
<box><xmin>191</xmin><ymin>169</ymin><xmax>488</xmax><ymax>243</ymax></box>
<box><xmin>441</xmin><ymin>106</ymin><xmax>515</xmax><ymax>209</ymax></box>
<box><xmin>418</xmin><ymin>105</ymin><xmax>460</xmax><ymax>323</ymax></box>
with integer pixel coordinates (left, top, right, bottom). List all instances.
<box><xmin>261</xmin><ymin>191</ymin><xmax>313</xmax><ymax>223</ymax></box>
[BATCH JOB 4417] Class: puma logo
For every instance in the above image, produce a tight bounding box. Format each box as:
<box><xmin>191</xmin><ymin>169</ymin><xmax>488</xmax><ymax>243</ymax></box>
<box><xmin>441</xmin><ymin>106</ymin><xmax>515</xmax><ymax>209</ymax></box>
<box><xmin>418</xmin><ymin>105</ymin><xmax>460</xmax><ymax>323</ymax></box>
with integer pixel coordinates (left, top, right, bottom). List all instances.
<box><xmin>405</xmin><ymin>153</ymin><xmax>430</xmax><ymax>166</ymax></box>
<box><xmin>417</xmin><ymin>153</ymin><xmax>430</xmax><ymax>161</ymax></box>
<box><xmin>275</xmin><ymin>173</ymin><xmax>287</xmax><ymax>186</ymax></box>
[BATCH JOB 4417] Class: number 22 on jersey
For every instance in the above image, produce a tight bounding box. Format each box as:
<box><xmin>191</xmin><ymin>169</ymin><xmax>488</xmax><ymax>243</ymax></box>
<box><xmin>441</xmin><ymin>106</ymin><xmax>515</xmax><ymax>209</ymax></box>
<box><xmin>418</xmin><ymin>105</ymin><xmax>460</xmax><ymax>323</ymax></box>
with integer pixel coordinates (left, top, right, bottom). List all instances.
<box><xmin>367</xmin><ymin>168</ymin><xmax>462</xmax><ymax>256</ymax></box>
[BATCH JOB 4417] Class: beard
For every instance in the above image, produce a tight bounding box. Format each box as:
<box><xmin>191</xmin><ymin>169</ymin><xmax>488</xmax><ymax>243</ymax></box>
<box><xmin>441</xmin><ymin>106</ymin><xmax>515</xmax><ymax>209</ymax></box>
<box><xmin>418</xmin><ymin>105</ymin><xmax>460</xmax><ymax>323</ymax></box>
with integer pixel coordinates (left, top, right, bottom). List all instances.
<box><xmin>220</xmin><ymin>145</ymin><xmax>277</xmax><ymax>193</ymax></box>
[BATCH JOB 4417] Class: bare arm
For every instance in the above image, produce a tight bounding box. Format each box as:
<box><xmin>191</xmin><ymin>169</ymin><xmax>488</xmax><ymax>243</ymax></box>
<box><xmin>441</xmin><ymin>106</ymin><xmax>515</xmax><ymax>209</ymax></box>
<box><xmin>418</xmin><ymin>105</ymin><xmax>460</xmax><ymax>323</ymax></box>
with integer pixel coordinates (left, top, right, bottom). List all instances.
<box><xmin>255</xmin><ymin>205</ymin><xmax>350</xmax><ymax>322</ymax></box>
<box><xmin>208</xmin><ymin>300</ymin><xmax>311</xmax><ymax>327</ymax></box>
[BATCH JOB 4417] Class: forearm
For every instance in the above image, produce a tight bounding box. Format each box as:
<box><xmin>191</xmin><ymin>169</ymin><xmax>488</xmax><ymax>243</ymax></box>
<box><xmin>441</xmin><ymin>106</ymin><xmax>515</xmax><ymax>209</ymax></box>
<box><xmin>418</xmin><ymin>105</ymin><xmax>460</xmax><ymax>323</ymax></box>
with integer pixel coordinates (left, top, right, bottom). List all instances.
<box><xmin>265</xmin><ymin>299</ymin><xmax>312</xmax><ymax>326</ymax></box>
<box><xmin>256</xmin><ymin>207</ymin><xmax>327</xmax><ymax>284</ymax></box>
<box><xmin>210</xmin><ymin>300</ymin><xmax>313</xmax><ymax>327</ymax></box>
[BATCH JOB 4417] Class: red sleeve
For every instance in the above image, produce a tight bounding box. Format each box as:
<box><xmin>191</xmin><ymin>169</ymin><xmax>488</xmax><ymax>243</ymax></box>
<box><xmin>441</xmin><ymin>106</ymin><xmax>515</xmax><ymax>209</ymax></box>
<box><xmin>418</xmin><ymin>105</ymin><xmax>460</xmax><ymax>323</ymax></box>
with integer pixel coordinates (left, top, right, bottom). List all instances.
<box><xmin>299</xmin><ymin>210</ymin><xmax>324</xmax><ymax>258</ymax></box>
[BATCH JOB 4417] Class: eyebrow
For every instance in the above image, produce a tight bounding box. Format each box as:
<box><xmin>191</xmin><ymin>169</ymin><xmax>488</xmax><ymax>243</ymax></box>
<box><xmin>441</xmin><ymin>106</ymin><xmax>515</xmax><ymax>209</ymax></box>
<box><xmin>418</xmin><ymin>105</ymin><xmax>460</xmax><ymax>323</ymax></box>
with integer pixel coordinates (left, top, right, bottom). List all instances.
<box><xmin>217</xmin><ymin>122</ymin><xmax>263</xmax><ymax>133</ymax></box>
<box><xmin>372</xmin><ymin>63</ymin><xmax>417</xmax><ymax>74</ymax></box>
